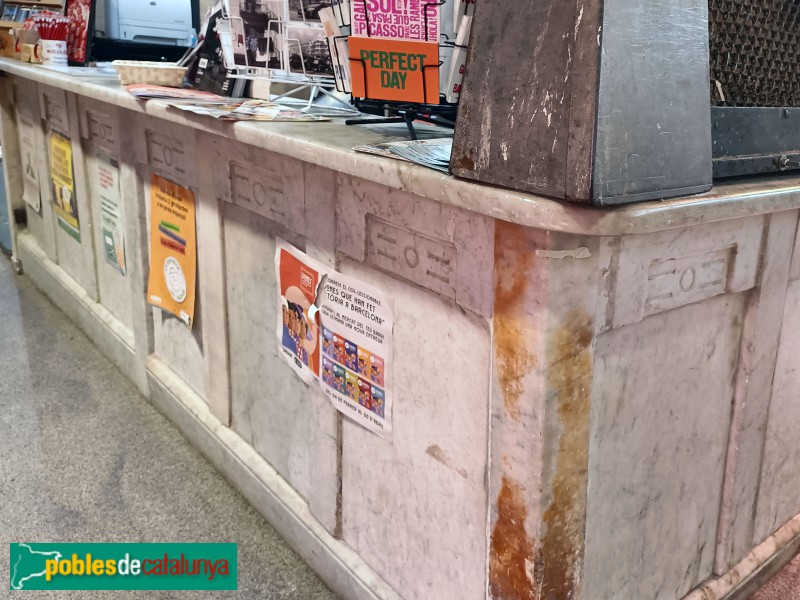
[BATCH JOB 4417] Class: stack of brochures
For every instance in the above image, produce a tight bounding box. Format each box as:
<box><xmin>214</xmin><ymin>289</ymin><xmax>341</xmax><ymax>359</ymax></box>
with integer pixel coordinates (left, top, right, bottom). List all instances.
<box><xmin>353</xmin><ymin>138</ymin><xmax>452</xmax><ymax>173</ymax></box>
<box><xmin>169</xmin><ymin>99</ymin><xmax>331</xmax><ymax>121</ymax></box>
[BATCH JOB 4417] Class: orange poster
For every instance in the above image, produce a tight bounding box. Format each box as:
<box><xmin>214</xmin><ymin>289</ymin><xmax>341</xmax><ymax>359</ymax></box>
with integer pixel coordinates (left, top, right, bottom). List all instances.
<box><xmin>274</xmin><ymin>239</ymin><xmax>395</xmax><ymax>438</ymax></box>
<box><xmin>276</xmin><ymin>243</ymin><xmax>322</xmax><ymax>384</ymax></box>
<box><xmin>146</xmin><ymin>174</ymin><xmax>197</xmax><ymax>328</ymax></box>
<box><xmin>348</xmin><ymin>37</ymin><xmax>440</xmax><ymax>104</ymax></box>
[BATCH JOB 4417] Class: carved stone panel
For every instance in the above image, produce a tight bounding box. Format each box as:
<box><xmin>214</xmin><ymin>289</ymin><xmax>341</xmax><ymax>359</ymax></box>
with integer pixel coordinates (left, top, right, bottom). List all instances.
<box><xmin>605</xmin><ymin>216</ymin><xmax>764</xmax><ymax>330</ymax></box>
<box><xmin>337</xmin><ymin>175</ymin><xmax>494</xmax><ymax>317</ymax></box>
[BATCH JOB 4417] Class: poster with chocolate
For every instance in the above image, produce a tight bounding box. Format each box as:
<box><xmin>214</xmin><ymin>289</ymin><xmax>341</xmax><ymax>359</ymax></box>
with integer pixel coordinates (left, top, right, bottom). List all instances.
<box><xmin>275</xmin><ymin>239</ymin><xmax>395</xmax><ymax>439</ymax></box>
<box><xmin>276</xmin><ymin>241</ymin><xmax>323</xmax><ymax>384</ymax></box>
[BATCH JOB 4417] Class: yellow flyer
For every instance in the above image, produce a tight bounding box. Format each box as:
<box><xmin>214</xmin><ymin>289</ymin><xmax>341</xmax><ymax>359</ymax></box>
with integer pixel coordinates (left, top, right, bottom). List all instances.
<box><xmin>49</xmin><ymin>131</ymin><xmax>79</xmax><ymax>241</ymax></box>
<box><xmin>146</xmin><ymin>174</ymin><xmax>197</xmax><ymax>328</ymax></box>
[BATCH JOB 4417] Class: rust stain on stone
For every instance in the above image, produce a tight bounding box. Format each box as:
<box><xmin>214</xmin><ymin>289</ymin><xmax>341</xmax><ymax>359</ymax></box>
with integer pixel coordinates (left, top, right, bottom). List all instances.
<box><xmin>490</xmin><ymin>475</ymin><xmax>536</xmax><ymax>600</ymax></box>
<box><xmin>493</xmin><ymin>221</ymin><xmax>538</xmax><ymax>421</ymax></box>
<box><xmin>456</xmin><ymin>153</ymin><xmax>475</xmax><ymax>171</ymax></box>
<box><xmin>539</xmin><ymin>310</ymin><xmax>593</xmax><ymax>600</ymax></box>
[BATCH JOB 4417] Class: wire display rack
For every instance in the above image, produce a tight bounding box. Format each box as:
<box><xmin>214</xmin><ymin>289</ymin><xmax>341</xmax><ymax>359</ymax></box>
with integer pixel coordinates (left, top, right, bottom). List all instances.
<box><xmin>218</xmin><ymin>0</ymin><xmax>356</xmax><ymax>113</ymax></box>
<box><xmin>212</xmin><ymin>0</ymin><xmax>471</xmax><ymax>135</ymax></box>
<box><xmin>336</xmin><ymin>0</ymin><xmax>462</xmax><ymax>137</ymax></box>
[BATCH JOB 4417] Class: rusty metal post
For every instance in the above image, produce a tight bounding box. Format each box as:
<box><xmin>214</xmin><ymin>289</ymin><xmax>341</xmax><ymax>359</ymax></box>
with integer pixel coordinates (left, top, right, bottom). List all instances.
<box><xmin>451</xmin><ymin>0</ymin><xmax>713</xmax><ymax>206</ymax></box>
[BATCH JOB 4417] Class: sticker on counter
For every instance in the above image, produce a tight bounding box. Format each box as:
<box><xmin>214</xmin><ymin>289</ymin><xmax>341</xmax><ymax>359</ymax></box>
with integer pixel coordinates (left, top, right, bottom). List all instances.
<box><xmin>90</xmin><ymin>152</ymin><xmax>126</xmax><ymax>275</ymax></box>
<box><xmin>18</xmin><ymin>115</ymin><xmax>41</xmax><ymax>213</ymax></box>
<box><xmin>49</xmin><ymin>130</ymin><xmax>79</xmax><ymax>240</ymax></box>
<box><xmin>146</xmin><ymin>174</ymin><xmax>197</xmax><ymax>328</ymax></box>
<box><xmin>275</xmin><ymin>240</ymin><xmax>394</xmax><ymax>438</ymax></box>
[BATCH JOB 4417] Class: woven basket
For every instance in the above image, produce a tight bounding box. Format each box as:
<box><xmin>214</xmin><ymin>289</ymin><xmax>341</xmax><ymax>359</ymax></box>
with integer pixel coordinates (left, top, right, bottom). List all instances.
<box><xmin>112</xmin><ymin>60</ymin><xmax>187</xmax><ymax>87</ymax></box>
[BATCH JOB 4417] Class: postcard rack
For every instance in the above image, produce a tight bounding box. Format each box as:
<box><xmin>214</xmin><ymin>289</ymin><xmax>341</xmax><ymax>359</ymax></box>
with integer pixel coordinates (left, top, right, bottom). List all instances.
<box><xmin>344</xmin><ymin>100</ymin><xmax>456</xmax><ymax>140</ymax></box>
<box><xmin>329</xmin><ymin>0</ymin><xmax>464</xmax><ymax>138</ymax></box>
<box><xmin>218</xmin><ymin>0</ymin><xmax>356</xmax><ymax>113</ymax></box>
<box><xmin>215</xmin><ymin>0</ymin><xmax>470</xmax><ymax>133</ymax></box>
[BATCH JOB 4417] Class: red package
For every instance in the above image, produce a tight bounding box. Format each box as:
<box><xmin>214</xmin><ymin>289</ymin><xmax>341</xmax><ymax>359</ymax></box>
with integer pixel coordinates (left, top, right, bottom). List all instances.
<box><xmin>64</xmin><ymin>0</ymin><xmax>91</xmax><ymax>63</ymax></box>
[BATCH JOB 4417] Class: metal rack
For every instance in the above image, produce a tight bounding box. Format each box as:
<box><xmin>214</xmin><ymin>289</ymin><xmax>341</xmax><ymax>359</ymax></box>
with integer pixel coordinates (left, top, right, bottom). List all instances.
<box><xmin>336</xmin><ymin>0</ymin><xmax>460</xmax><ymax>138</ymax></box>
<box><xmin>213</xmin><ymin>0</ymin><xmax>468</xmax><ymax>135</ymax></box>
<box><xmin>345</xmin><ymin>100</ymin><xmax>456</xmax><ymax>140</ymax></box>
<box><xmin>218</xmin><ymin>0</ymin><xmax>356</xmax><ymax>113</ymax></box>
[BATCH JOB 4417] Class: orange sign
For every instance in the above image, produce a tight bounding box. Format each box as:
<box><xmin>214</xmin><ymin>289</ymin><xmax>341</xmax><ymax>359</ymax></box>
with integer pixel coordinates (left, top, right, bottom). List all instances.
<box><xmin>146</xmin><ymin>174</ymin><xmax>197</xmax><ymax>328</ymax></box>
<box><xmin>348</xmin><ymin>37</ymin><xmax>439</xmax><ymax>104</ymax></box>
<box><xmin>277</xmin><ymin>246</ymin><xmax>321</xmax><ymax>380</ymax></box>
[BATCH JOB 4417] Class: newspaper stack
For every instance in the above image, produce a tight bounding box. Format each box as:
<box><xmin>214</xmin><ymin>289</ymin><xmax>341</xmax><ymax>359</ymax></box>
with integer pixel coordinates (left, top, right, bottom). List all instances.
<box><xmin>353</xmin><ymin>138</ymin><xmax>452</xmax><ymax>173</ymax></box>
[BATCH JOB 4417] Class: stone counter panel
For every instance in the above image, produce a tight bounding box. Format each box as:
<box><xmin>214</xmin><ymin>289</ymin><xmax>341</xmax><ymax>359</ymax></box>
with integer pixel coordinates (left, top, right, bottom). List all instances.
<box><xmin>38</xmin><ymin>85</ymin><xmax>98</xmax><ymax>299</ymax></box>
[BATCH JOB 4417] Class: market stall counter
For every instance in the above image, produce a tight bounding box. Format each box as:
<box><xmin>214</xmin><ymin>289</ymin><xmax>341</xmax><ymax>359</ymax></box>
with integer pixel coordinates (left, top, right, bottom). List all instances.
<box><xmin>3</xmin><ymin>59</ymin><xmax>800</xmax><ymax>600</ymax></box>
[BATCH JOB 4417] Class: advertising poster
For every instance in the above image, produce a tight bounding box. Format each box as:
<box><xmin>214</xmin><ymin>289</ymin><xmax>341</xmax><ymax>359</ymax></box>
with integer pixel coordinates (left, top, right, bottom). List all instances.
<box><xmin>317</xmin><ymin>268</ymin><xmax>393</xmax><ymax>436</ymax></box>
<box><xmin>275</xmin><ymin>240</ymin><xmax>394</xmax><ymax>437</ymax></box>
<box><xmin>146</xmin><ymin>174</ymin><xmax>197</xmax><ymax>328</ymax></box>
<box><xmin>49</xmin><ymin>131</ymin><xmax>80</xmax><ymax>240</ymax></box>
<box><xmin>348</xmin><ymin>37</ymin><xmax>440</xmax><ymax>103</ymax></box>
<box><xmin>351</xmin><ymin>0</ymin><xmax>439</xmax><ymax>40</ymax></box>
<box><xmin>276</xmin><ymin>242</ymin><xmax>322</xmax><ymax>385</ymax></box>
<box><xmin>18</xmin><ymin>115</ymin><xmax>41</xmax><ymax>212</ymax></box>
<box><xmin>91</xmin><ymin>153</ymin><xmax>126</xmax><ymax>275</ymax></box>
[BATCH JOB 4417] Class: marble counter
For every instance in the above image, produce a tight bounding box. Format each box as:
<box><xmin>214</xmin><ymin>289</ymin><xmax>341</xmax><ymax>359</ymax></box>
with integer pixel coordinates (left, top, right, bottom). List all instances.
<box><xmin>4</xmin><ymin>58</ymin><xmax>800</xmax><ymax>236</ymax></box>
<box><xmin>3</xmin><ymin>60</ymin><xmax>800</xmax><ymax>600</ymax></box>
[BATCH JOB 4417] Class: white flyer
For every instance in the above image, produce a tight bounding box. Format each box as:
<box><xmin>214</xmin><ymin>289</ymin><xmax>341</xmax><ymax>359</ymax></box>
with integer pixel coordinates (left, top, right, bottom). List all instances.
<box><xmin>318</xmin><ymin>266</ymin><xmax>393</xmax><ymax>437</ymax></box>
<box><xmin>17</xmin><ymin>114</ymin><xmax>41</xmax><ymax>213</ymax></box>
<box><xmin>275</xmin><ymin>239</ymin><xmax>394</xmax><ymax>438</ymax></box>
<box><xmin>90</xmin><ymin>152</ymin><xmax>126</xmax><ymax>275</ymax></box>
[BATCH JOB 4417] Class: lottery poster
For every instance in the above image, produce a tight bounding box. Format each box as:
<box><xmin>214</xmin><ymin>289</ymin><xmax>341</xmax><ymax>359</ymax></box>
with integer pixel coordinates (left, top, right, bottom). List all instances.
<box><xmin>146</xmin><ymin>174</ymin><xmax>197</xmax><ymax>328</ymax></box>
<box><xmin>275</xmin><ymin>239</ymin><xmax>394</xmax><ymax>438</ymax></box>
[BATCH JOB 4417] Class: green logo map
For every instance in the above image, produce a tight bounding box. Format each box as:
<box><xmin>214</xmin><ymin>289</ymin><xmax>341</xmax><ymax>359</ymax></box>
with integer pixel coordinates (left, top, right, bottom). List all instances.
<box><xmin>10</xmin><ymin>544</ymin><xmax>63</xmax><ymax>590</ymax></box>
<box><xmin>9</xmin><ymin>543</ymin><xmax>237</xmax><ymax>590</ymax></box>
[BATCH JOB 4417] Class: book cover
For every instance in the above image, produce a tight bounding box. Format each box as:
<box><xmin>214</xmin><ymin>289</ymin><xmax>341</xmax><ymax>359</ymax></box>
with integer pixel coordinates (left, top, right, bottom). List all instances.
<box><xmin>349</xmin><ymin>36</ymin><xmax>439</xmax><ymax>103</ymax></box>
<box><xmin>286</xmin><ymin>23</ymin><xmax>334</xmax><ymax>78</ymax></box>
<box><xmin>288</xmin><ymin>0</ymin><xmax>332</xmax><ymax>24</ymax></box>
<box><xmin>351</xmin><ymin>0</ymin><xmax>439</xmax><ymax>41</ymax></box>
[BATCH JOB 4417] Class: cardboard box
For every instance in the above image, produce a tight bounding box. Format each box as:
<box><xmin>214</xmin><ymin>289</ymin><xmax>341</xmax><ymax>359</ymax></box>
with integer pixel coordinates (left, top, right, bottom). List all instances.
<box><xmin>0</xmin><ymin>27</ymin><xmax>17</xmax><ymax>58</ymax></box>
<box><xmin>15</xmin><ymin>29</ymin><xmax>41</xmax><ymax>63</ymax></box>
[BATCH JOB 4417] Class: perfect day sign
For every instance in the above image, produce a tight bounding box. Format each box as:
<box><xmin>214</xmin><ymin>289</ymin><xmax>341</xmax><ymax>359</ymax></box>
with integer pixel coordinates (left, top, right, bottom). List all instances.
<box><xmin>349</xmin><ymin>37</ymin><xmax>440</xmax><ymax>104</ymax></box>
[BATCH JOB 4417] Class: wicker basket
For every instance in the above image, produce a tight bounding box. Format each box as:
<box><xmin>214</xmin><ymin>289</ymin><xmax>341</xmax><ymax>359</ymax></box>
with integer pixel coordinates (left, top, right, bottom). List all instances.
<box><xmin>112</xmin><ymin>60</ymin><xmax>187</xmax><ymax>87</ymax></box>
